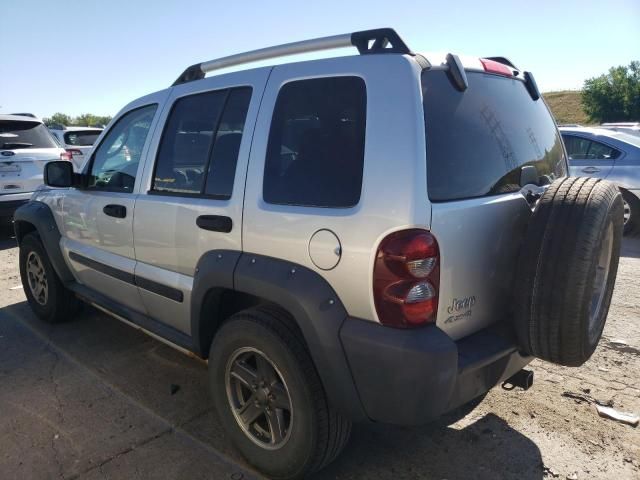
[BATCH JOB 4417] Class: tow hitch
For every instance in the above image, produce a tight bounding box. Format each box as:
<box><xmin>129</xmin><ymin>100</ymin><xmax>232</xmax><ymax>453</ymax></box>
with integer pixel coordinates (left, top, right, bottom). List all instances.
<box><xmin>502</xmin><ymin>369</ymin><xmax>534</xmax><ymax>391</ymax></box>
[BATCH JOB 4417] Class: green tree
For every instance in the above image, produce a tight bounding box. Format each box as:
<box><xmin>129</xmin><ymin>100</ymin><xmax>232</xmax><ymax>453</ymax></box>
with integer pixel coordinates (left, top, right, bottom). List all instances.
<box><xmin>581</xmin><ymin>61</ymin><xmax>640</xmax><ymax>123</ymax></box>
<box><xmin>43</xmin><ymin>112</ymin><xmax>72</xmax><ymax>127</ymax></box>
<box><xmin>42</xmin><ymin>112</ymin><xmax>112</xmax><ymax>127</ymax></box>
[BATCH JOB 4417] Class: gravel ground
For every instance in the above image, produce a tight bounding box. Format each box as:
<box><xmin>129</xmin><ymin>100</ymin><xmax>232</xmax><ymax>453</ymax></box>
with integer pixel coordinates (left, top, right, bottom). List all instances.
<box><xmin>0</xmin><ymin>225</ymin><xmax>638</xmax><ymax>480</ymax></box>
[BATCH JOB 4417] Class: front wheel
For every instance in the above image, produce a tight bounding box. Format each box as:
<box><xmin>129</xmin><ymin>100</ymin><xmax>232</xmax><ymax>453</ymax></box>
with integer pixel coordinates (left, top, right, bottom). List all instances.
<box><xmin>208</xmin><ymin>307</ymin><xmax>351</xmax><ymax>480</ymax></box>
<box><xmin>19</xmin><ymin>233</ymin><xmax>80</xmax><ymax>323</ymax></box>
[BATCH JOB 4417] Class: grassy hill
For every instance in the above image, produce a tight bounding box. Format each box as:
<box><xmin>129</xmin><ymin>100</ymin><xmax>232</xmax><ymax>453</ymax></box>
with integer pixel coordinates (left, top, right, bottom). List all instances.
<box><xmin>542</xmin><ymin>90</ymin><xmax>591</xmax><ymax>125</ymax></box>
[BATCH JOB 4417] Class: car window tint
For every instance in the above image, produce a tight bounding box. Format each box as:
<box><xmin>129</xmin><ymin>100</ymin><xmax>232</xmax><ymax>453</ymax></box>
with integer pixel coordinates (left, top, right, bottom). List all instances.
<box><xmin>89</xmin><ymin>105</ymin><xmax>157</xmax><ymax>192</ymax></box>
<box><xmin>153</xmin><ymin>90</ymin><xmax>227</xmax><ymax>195</ymax></box>
<box><xmin>587</xmin><ymin>140</ymin><xmax>620</xmax><ymax>160</ymax></box>
<box><xmin>64</xmin><ymin>130</ymin><xmax>102</xmax><ymax>146</ymax></box>
<box><xmin>563</xmin><ymin>135</ymin><xmax>620</xmax><ymax>160</ymax></box>
<box><xmin>0</xmin><ymin>120</ymin><xmax>58</xmax><ymax>149</ymax></box>
<box><xmin>422</xmin><ymin>70</ymin><xmax>566</xmax><ymax>201</ymax></box>
<box><xmin>263</xmin><ymin>77</ymin><xmax>366</xmax><ymax>208</ymax></box>
<box><xmin>204</xmin><ymin>87</ymin><xmax>252</xmax><ymax>199</ymax></box>
<box><xmin>562</xmin><ymin>135</ymin><xmax>591</xmax><ymax>160</ymax></box>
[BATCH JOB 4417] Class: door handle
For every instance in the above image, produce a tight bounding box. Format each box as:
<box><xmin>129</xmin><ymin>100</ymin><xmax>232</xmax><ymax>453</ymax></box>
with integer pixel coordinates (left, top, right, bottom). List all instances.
<box><xmin>196</xmin><ymin>215</ymin><xmax>232</xmax><ymax>233</ymax></box>
<box><xmin>582</xmin><ymin>167</ymin><xmax>600</xmax><ymax>174</ymax></box>
<box><xmin>103</xmin><ymin>204</ymin><xmax>127</xmax><ymax>218</ymax></box>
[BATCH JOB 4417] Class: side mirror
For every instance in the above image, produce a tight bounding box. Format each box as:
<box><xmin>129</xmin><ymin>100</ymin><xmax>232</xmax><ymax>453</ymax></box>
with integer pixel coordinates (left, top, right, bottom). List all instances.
<box><xmin>44</xmin><ymin>161</ymin><xmax>74</xmax><ymax>188</ymax></box>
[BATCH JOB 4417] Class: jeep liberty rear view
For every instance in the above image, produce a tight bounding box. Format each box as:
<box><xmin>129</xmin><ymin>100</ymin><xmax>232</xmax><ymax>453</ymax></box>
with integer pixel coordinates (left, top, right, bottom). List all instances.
<box><xmin>15</xmin><ymin>28</ymin><xmax>623</xmax><ymax>479</ymax></box>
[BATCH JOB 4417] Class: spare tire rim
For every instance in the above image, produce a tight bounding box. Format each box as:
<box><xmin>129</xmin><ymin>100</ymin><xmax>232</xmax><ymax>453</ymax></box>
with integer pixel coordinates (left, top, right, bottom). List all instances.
<box><xmin>225</xmin><ymin>347</ymin><xmax>293</xmax><ymax>450</ymax></box>
<box><xmin>26</xmin><ymin>251</ymin><xmax>48</xmax><ymax>306</ymax></box>
<box><xmin>623</xmin><ymin>198</ymin><xmax>631</xmax><ymax>225</ymax></box>
<box><xmin>588</xmin><ymin>222</ymin><xmax>614</xmax><ymax>343</ymax></box>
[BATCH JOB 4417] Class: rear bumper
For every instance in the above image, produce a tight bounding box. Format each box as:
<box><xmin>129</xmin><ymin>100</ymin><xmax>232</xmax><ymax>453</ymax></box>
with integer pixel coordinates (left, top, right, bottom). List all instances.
<box><xmin>340</xmin><ymin>319</ymin><xmax>531</xmax><ymax>425</ymax></box>
<box><xmin>0</xmin><ymin>194</ymin><xmax>31</xmax><ymax>217</ymax></box>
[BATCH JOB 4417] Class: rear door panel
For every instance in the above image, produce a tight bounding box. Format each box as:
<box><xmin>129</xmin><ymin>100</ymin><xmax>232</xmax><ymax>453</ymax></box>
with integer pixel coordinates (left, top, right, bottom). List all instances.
<box><xmin>133</xmin><ymin>69</ymin><xmax>269</xmax><ymax>334</ymax></box>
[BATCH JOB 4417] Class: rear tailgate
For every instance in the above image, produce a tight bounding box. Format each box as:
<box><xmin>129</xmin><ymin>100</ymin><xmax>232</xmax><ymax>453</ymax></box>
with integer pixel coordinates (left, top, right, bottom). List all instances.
<box><xmin>422</xmin><ymin>66</ymin><xmax>567</xmax><ymax>340</ymax></box>
<box><xmin>1</xmin><ymin>119</ymin><xmax>63</xmax><ymax>194</ymax></box>
<box><xmin>0</xmin><ymin>148</ymin><xmax>63</xmax><ymax>194</ymax></box>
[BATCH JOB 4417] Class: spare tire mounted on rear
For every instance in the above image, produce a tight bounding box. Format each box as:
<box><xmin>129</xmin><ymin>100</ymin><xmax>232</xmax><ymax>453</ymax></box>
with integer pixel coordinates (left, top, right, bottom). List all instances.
<box><xmin>514</xmin><ymin>177</ymin><xmax>623</xmax><ymax>367</ymax></box>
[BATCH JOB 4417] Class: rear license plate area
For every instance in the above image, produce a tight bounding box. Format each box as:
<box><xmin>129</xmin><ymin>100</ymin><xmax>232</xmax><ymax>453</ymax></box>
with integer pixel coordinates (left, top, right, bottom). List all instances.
<box><xmin>0</xmin><ymin>163</ymin><xmax>21</xmax><ymax>174</ymax></box>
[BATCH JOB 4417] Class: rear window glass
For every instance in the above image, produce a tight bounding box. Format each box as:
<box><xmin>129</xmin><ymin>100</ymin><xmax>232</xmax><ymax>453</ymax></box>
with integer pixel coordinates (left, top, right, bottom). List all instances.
<box><xmin>0</xmin><ymin>121</ymin><xmax>58</xmax><ymax>150</ymax></box>
<box><xmin>422</xmin><ymin>70</ymin><xmax>566</xmax><ymax>201</ymax></box>
<box><xmin>263</xmin><ymin>76</ymin><xmax>366</xmax><ymax>208</ymax></box>
<box><xmin>64</xmin><ymin>130</ymin><xmax>102</xmax><ymax>146</ymax></box>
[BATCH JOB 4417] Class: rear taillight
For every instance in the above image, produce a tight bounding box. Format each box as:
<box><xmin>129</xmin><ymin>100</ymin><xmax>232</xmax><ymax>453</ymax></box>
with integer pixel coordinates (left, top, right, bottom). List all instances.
<box><xmin>67</xmin><ymin>149</ymin><xmax>83</xmax><ymax>157</ymax></box>
<box><xmin>60</xmin><ymin>151</ymin><xmax>73</xmax><ymax>161</ymax></box>
<box><xmin>373</xmin><ymin>229</ymin><xmax>440</xmax><ymax>328</ymax></box>
<box><xmin>480</xmin><ymin>58</ymin><xmax>513</xmax><ymax>77</ymax></box>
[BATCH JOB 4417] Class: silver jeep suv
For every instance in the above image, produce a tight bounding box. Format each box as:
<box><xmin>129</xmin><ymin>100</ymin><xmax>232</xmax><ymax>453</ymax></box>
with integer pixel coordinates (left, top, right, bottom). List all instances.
<box><xmin>15</xmin><ymin>29</ymin><xmax>624</xmax><ymax>479</ymax></box>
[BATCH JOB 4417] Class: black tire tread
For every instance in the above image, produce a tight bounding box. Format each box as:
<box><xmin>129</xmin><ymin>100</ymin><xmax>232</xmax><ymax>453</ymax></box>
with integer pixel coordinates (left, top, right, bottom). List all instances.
<box><xmin>218</xmin><ymin>305</ymin><xmax>351</xmax><ymax>478</ymax></box>
<box><xmin>20</xmin><ymin>232</ymin><xmax>80</xmax><ymax>323</ymax></box>
<box><xmin>515</xmin><ymin>177</ymin><xmax>623</xmax><ymax>366</ymax></box>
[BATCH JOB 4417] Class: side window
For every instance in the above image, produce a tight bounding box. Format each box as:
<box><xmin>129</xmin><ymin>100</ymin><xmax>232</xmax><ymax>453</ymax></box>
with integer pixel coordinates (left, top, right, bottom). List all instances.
<box><xmin>562</xmin><ymin>135</ymin><xmax>591</xmax><ymax>160</ymax></box>
<box><xmin>89</xmin><ymin>104</ymin><xmax>157</xmax><ymax>192</ymax></box>
<box><xmin>563</xmin><ymin>135</ymin><xmax>620</xmax><ymax>160</ymax></box>
<box><xmin>152</xmin><ymin>87</ymin><xmax>252</xmax><ymax>198</ymax></box>
<box><xmin>204</xmin><ymin>88</ymin><xmax>252</xmax><ymax>198</ymax></box>
<box><xmin>263</xmin><ymin>77</ymin><xmax>366</xmax><ymax>208</ymax></box>
<box><xmin>587</xmin><ymin>140</ymin><xmax>620</xmax><ymax>160</ymax></box>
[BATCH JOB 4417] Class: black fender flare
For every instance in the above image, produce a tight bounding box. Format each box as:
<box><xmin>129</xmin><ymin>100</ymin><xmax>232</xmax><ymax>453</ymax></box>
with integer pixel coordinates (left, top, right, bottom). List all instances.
<box><xmin>191</xmin><ymin>250</ymin><xmax>367</xmax><ymax>422</ymax></box>
<box><xmin>13</xmin><ymin>201</ymin><xmax>75</xmax><ymax>283</ymax></box>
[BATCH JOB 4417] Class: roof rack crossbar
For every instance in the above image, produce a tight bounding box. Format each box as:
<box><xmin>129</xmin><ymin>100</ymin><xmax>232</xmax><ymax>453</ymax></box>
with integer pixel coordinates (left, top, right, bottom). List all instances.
<box><xmin>172</xmin><ymin>28</ymin><xmax>411</xmax><ymax>86</ymax></box>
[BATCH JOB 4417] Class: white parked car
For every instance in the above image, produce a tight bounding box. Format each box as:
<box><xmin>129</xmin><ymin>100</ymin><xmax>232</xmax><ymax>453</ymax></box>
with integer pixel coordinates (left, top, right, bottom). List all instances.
<box><xmin>0</xmin><ymin>115</ymin><xmax>66</xmax><ymax>223</ymax></box>
<box><xmin>49</xmin><ymin>126</ymin><xmax>103</xmax><ymax>170</ymax></box>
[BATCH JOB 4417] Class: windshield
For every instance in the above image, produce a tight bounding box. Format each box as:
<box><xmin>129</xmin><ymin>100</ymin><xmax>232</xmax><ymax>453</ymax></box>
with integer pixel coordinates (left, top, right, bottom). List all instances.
<box><xmin>422</xmin><ymin>70</ymin><xmax>567</xmax><ymax>201</ymax></box>
<box><xmin>0</xmin><ymin>120</ymin><xmax>58</xmax><ymax>150</ymax></box>
<box><xmin>64</xmin><ymin>130</ymin><xmax>102</xmax><ymax>146</ymax></box>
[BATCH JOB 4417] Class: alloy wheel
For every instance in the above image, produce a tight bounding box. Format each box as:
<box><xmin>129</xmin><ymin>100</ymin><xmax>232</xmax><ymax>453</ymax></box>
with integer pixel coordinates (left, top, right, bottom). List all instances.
<box><xmin>225</xmin><ymin>347</ymin><xmax>293</xmax><ymax>450</ymax></box>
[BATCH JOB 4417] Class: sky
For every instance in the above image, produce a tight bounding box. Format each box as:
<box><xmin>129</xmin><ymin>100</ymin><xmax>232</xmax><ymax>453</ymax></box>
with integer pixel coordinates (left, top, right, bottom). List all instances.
<box><xmin>2</xmin><ymin>0</ymin><xmax>639</xmax><ymax>119</ymax></box>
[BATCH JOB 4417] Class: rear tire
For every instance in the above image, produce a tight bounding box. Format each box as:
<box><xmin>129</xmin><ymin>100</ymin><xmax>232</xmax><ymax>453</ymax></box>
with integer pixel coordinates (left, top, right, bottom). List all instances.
<box><xmin>19</xmin><ymin>233</ymin><xmax>81</xmax><ymax>323</ymax></box>
<box><xmin>208</xmin><ymin>306</ymin><xmax>351</xmax><ymax>480</ymax></box>
<box><xmin>514</xmin><ymin>177</ymin><xmax>623</xmax><ymax>366</ymax></box>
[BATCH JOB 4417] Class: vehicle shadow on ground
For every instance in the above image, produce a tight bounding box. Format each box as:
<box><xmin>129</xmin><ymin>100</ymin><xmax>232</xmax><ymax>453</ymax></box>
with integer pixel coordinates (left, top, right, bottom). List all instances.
<box><xmin>1</xmin><ymin>300</ymin><xmax>544</xmax><ymax>480</ymax></box>
<box><xmin>0</xmin><ymin>224</ymin><xmax>16</xmax><ymax>251</ymax></box>
<box><xmin>315</xmin><ymin>413</ymin><xmax>543</xmax><ymax>480</ymax></box>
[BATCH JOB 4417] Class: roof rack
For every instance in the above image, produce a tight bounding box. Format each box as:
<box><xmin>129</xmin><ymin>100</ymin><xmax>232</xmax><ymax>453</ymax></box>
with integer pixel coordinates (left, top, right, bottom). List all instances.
<box><xmin>172</xmin><ymin>28</ymin><xmax>412</xmax><ymax>86</ymax></box>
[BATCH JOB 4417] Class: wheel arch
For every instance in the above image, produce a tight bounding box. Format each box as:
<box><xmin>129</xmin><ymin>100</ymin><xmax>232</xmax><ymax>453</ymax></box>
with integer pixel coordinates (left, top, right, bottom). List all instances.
<box><xmin>190</xmin><ymin>250</ymin><xmax>367</xmax><ymax>421</ymax></box>
<box><xmin>13</xmin><ymin>201</ymin><xmax>75</xmax><ymax>283</ymax></box>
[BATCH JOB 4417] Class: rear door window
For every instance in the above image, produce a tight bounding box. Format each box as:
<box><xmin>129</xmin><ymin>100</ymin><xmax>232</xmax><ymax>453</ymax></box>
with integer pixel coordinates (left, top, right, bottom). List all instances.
<box><xmin>263</xmin><ymin>76</ymin><xmax>366</xmax><ymax>208</ymax></box>
<box><xmin>422</xmin><ymin>70</ymin><xmax>566</xmax><ymax>201</ymax></box>
<box><xmin>562</xmin><ymin>135</ymin><xmax>620</xmax><ymax>160</ymax></box>
<box><xmin>0</xmin><ymin>121</ymin><xmax>58</xmax><ymax>149</ymax></box>
<box><xmin>152</xmin><ymin>87</ymin><xmax>252</xmax><ymax>198</ymax></box>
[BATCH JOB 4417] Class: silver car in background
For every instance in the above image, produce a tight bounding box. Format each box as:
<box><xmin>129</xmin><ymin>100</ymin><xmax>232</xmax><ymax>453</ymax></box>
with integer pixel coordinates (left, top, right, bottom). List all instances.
<box><xmin>49</xmin><ymin>126</ymin><xmax>103</xmax><ymax>171</ymax></box>
<box><xmin>560</xmin><ymin>126</ymin><xmax>640</xmax><ymax>234</ymax></box>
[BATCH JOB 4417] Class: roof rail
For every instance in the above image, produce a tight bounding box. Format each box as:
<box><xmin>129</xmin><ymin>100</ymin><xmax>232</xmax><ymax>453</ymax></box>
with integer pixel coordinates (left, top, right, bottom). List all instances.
<box><xmin>172</xmin><ymin>28</ymin><xmax>412</xmax><ymax>86</ymax></box>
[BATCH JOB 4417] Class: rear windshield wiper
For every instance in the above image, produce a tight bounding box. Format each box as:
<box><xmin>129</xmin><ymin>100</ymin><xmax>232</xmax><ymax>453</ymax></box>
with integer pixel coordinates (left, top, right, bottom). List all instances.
<box><xmin>1</xmin><ymin>142</ymin><xmax>33</xmax><ymax>149</ymax></box>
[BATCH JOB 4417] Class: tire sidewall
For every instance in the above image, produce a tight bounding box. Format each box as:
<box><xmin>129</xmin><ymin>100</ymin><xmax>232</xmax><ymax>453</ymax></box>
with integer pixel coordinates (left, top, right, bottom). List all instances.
<box><xmin>209</xmin><ymin>317</ymin><xmax>317</xmax><ymax>479</ymax></box>
<box><xmin>580</xmin><ymin>201</ymin><xmax>623</xmax><ymax>357</ymax></box>
<box><xmin>19</xmin><ymin>235</ymin><xmax>61</xmax><ymax>322</ymax></box>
